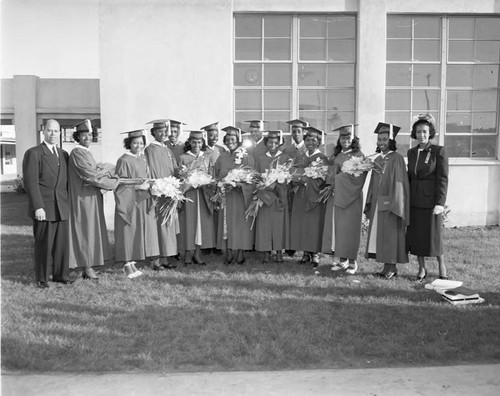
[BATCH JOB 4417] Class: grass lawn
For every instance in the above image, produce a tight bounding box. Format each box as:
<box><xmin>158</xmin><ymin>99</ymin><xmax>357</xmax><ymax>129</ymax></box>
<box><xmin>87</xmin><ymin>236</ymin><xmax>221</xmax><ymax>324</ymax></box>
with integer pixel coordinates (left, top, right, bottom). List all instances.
<box><xmin>1</xmin><ymin>192</ymin><xmax>500</xmax><ymax>373</ymax></box>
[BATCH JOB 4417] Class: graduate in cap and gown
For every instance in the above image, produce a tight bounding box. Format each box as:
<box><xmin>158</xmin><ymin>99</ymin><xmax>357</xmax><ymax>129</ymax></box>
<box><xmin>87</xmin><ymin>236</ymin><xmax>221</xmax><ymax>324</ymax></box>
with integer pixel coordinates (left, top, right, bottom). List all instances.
<box><xmin>324</xmin><ymin>124</ymin><xmax>367</xmax><ymax>275</ymax></box>
<box><xmin>254</xmin><ymin>130</ymin><xmax>291</xmax><ymax>264</ymax></box>
<box><xmin>144</xmin><ymin>119</ymin><xmax>179</xmax><ymax>270</ymax></box>
<box><xmin>114</xmin><ymin>129</ymin><xmax>159</xmax><ymax>279</ymax></box>
<box><xmin>201</xmin><ymin>122</ymin><xmax>226</xmax><ymax>163</ymax></box>
<box><xmin>165</xmin><ymin>119</ymin><xmax>185</xmax><ymax>163</ymax></box>
<box><xmin>282</xmin><ymin>119</ymin><xmax>308</xmax><ymax>159</ymax></box>
<box><xmin>244</xmin><ymin>120</ymin><xmax>268</xmax><ymax>160</ymax></box>
<box><xmin>289</xmin><ymin>126</ymin><xmax>328</xmax><ymax>267</ymax></box>
<box><xmin>178</xmin><ymin>130</ymin><xmax>216</xmax><ymax>265</ymax></box>
<box><xmin>214</xmin><ymin>126</ymin><xmax>255</xmax><ymax>264</ymax></box>
<box><xmin>68</xmin><ymin>119</ymin><xmax>123</xmax><ymax>280</ymax></box>
<box><xmin>364</xmin><ymin>123</ymin><xmax>410</xmax><ymax>278</ymax></box>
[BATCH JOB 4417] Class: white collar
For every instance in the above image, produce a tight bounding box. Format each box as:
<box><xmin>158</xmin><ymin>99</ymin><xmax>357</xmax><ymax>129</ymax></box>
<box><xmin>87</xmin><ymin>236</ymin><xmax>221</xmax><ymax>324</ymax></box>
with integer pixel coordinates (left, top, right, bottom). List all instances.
<box><xmin>266</xmin><ymin>150</ymin><xmax>282</xmax><ymax>158</ymax></box>
<box><xmin>125</xmin><ymin>151</ymin><xmax>140</xmax><ymax>158</ymax></box>
<box><xmin>74</xmin><ymin>145</ymin><xmax>90</xmax><ymax>151</ymax></box>
<box><xmin>43</xmin><ymin>142</ymin><xmax>57</xmax><ymax>151</ymax></box>
<box><xmin>255</xmin><ymin>137</ymin><xmax>264</xmax><ymax>145</ymax></box>
<box><xmin>305</xmin><ymin>149</ymin><xmax>321</xmax><ymax>157</ymax></box>
<box><xmin>150</xmin><ymin>140</ymin><xmax>165</xmax><ymax>147</ymax></box>
<box><xmin>187</xmin><ymin>150</ymin><xmax>204</xmax><ymax>158</ymax></box>
<box><xmin>341</xmin><ymin>148</ymin><xmax>353</xmax><ymax>154</ymax></box>
<box><xmin>293</xmin><ymin>141</ymin><xmax>304</xmax><ymax>149</ymax></box>
<box><xmin>381</xmin><ymin>150</ymin><xmax>395</xmax><ymax>159</ymax></box>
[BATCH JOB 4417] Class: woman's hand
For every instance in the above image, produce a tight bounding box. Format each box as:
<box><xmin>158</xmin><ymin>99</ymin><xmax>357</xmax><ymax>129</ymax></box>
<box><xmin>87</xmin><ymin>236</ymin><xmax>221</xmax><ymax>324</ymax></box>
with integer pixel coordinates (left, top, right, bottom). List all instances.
<box><xmin>135</xmin><ymin>181</ymin><xmax>150</xmax><ymax>191</ymax></box>
<box><xmin>433</xmin><ymin>205</ymin><xmax>444</xmax><ymax>215</ymax></box>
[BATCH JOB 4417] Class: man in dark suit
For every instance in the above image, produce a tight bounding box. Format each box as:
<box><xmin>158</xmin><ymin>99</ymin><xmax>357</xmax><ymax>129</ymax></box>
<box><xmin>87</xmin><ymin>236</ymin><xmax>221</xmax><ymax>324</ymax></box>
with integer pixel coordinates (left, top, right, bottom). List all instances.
<box><xmin>22</xmin><ymin>119</ymin><xmax>72</xmax><ymax>288</ymax></box>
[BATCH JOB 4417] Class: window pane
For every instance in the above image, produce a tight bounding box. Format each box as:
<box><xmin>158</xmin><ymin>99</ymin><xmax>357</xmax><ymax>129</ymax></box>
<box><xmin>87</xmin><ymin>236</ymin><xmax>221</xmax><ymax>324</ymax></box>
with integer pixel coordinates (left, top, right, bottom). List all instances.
<box><xmin>386</xmin><ymin>64</ymin><xmax>412</xmax><ymax>86</ymax></box>
<box><xmin>413</xmin><ymin>90</ymin><xmax>439</xmax><ymax>111</ymax></box>
<box><xmin>387</xmin><ymin>16</ymin><xmax>412</xmax><ymax>38</ymax></box>
<box><xmin>447</xmin><ymin>65</ymin><xmax>473</xmax><ymax>87</ymax></box>
<box><xmin>300</xmin><ymin>39</ymin><xmax>326</xmax><ymax>60</ymax></box>
<box><xmin>235</xmin><ymin>15</ymin><xmax>262</xmax><ymax>38</ymax></box>
<box><xmin>235</xmin><ymin>90</ymin><xmax>261</xmax><ymax>110</ymax></box>
<box><xmin>327</xmin><ymin>89</ymin><xmax>355</xmax><ymax>111</ymax></box>
<box><xmin>262</xmin><ymin>112</ymin><xmax>290</xmax><ymax>131</ymax></box>
<box><xmin>476</xmin><ymin>41</ymin><xmax>500</xmax><ymax>62</ymax></box>
<box><xmin>327</xmin><ymin>110</ymin><xmax>354</xmax><ymax>129</ymax></box>
<box><xmin>446</xmin><ymin>135</ymin><xmax>471</xmax><ymax>157</ymax></box>
<box><xmin>264</xmin><ymin>90</ymin><xmax>291</xmax><ymax>110</ymax></box>
<box><xmin>414</xmin><ymin>17</ymin><xmax>440</xmax><ymax>39</ymax></box>
<box><xmin>299</xmin><ymin>111</ymin><xmax>327</xmax><ymax>132</ymax></box>
<box><xmin>413</xmin><ymin>65</ymin><xmax>441</xmax><ymax>86</ymax></box>
<box><xmin>235</xmin><ymin>39</ymin><xmax>261</xmax><ymax>60</ymax></box>
<box><xmin>264</xmin><ymin>15</ymin><xmax>291</xmax><ymax>37</ymax></box>
<box><xmin>386</xmin><ymin>90</ymin><xmax>411</xmax><ymax>110</ymax></box>
<box><xmin>396</xmin><ymin>140</ymin><xmax>411</xmax><ymax>156</ymax></box>
<box><xmin>473</xmin><ymin>113</ymin><xmax>497</xmax><ymax>133</ymax></box>
<box><xmin>385</xmin><ymin>112</ymin><xmax>411</xmax><ymax>130</ymax></box>
<box><xmin>447</xmin><ymin>91</ymin><xmax>472</xmax><ymax>111</ymax></box>
<box><xmin>234</xmin><ymin>64</ymin><xmax>261</xmax><ymax>86</ymax></box>
<box><xmin>472</xmin><ymin>135</ymin><xmax>497</xmax><ymax>158</ymax></box>
<box><xmin>327</xmin><ymin>16</ymin><xmax>355</xmax><ymax>38</ymax></box>
<box><xmin>475</xmin><ymin>17</ymin><xmax>500</xmax><ymax>40</ymax></box>
<box><xmin>298</xmin><ymin>64</ymin><xmax>326</xmax><ymax>86</ymax></box>
<box><xmin>327</xmin><ymin>64</ymin><xmax>355</xmax><ymax>87</ymax></box>
<box><xmin>299</xmin><ymin>90</ymin><xmax>326</xmax><ymax>110</ymax></box>
<box><xmin>474</xmin><ymin>91</ymin><xmax>498</xmax><ymax>111</ymax></box>
<box><xmin>387</xmin><ymin>39</ymin><xmax>411</xmax><ymax>61</ymax></box>
<box><xmin>264</xmin><ymin>64</ymin><xmax>292</xmax><ymax>86</ymax></box>
<box><xmin>448</xmin><ymin>41</ymin><xmax>474</xmax><ymax>62</ymax></box>
<box><xmin>300</xmin><ymin>16</ymin><xmax>327</xmax><ymax>37</ymax></box>
<box><xmin>412</xmin><ymin>112</ymin><xmax>440</xmax><ymax>133</ymax></box>
<box><xmin>474</xmin><ymin>65</ymin><xmax>499</xmax><ymax>87</ymax></box>
<box><xmin>446</xmin><ymin>113</ymin><xmax>472</xmax><ymax>133</ymax></box>
<box><xmin>235</xmin><ymin>112</ymin><xmax>261</xmax><ymax>130</ymax></box>
<box><xmin>414</xmin><ymin>40</ymin><xmax>440</xmax><ymax>61</ymax></box>
<box><xmin>264</xmin><ymin>39</ymin><xmax>291</xmax><ymax>60</ymax></box>
<box><xmin>449</xmin><ymin>18</ymin><xmax>474</xmax><ymax>39</ymax></box>
<box><xmin>327</xmin><ymin>39</ymin><xmax>355</xmax><ymax>61</ymax></box>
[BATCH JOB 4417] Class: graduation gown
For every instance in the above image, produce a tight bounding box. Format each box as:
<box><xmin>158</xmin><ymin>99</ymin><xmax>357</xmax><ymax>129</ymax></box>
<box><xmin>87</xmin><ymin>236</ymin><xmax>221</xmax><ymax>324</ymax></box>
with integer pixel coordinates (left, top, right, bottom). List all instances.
<box><xmin>178</xmin><ymin>151</ymin><xmax>216</xmax><ymax>250</ymax></box>
<box><xmin>144</xmin><ymin>141</ymin><xmax>179</xmax><ymax>257</ymax></box>
<box><xmin>248</xmin><ymin>139</ymin><xmax>267</xmax><ymax>160</ymax></box>
<box><xmin>68</xmin><ymin>146</ymin><xmax>119</xmax><ymax>269</ymax></box>
<box><xmin>364</xmin><ymin>151</ymin><xmax>410</xmax><ymax>264</ymax></box>
<box><xmin>282</xmin><ymin>140</ymin><xmax>307</xmax><ymax>160</ymax></box>
<box><xmin>205</xmin><ymin>144</ymin><xmax>226</xmax><ymax>163</ymax></box>
<box><xmin>114</xmin><ymin>152</ymin><xmax>159</xmax><ymax>262</ymax></box>
<box><xmin>321</xmin><ymin>150</ymin><xmax>367</xmax><ymax>259</ymax></box>
<box><xmin>214</xmin><ymin>150</ymin><xmax>255</xmax><ymax>250</ymax></box>
<box><xmin>289</xmin><ymin>150</ymin><xmax>327</xmax><ymax>253</ymax></box>
<box><xmin>254</xmin><ymin>151</ymin><xmax>291</xmax><ymax>251</ymax></box>
<box><xmin>165</xmin><ymin>141</ymin><xmax>184</xmax><ymax>163</ymax></box>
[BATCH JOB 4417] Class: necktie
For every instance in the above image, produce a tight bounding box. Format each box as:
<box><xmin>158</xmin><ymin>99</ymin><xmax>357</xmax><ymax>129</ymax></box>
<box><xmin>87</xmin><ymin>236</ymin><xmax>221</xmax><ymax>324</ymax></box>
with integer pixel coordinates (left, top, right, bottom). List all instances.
<box><xmin>52</xmin><ymin>146</ymin><xmax>59</xmax><ymax>165</ymax></box>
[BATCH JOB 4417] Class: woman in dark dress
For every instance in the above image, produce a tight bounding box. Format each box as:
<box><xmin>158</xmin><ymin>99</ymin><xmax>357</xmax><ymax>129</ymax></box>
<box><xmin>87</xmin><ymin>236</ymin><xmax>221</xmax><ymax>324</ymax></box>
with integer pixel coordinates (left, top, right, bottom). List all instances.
<box><xmin>406</xmin><ymin>114</ymin><xmax>449</xmax><ymax>281</ymax></box>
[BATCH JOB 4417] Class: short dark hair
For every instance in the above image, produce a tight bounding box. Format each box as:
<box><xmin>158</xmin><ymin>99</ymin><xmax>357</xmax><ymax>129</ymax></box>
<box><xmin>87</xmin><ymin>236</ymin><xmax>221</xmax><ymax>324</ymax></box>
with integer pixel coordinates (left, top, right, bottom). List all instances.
<box><xmin>375</xmin><ymin>139</ymin><xmax>397</xmax><ymax>153</ymax></box>
<box><xmin>72</xmin><ymin>131</ymin><xmax>82</xmax><ymax>142</ymax></box>
<box><xmin>223</xmin><ymin>134</ymin><xmax>242</xmax><ymax>148</ymax></box>
<box><xmin>333</xmin><ymin>136</ymin><xmax>361</xmax><ymax>157</ymax></box>
<box><xmin>183</xmin><ymin>138</ymin><xmax>208</xmax><ymax>153</ymax></box>
<box><xmin>411</xmin><ymin>119</ymin><xmax>436</xmax><ymax>140</ymax></box>
<box><xmin>123</xmin><ymin>135</ymin><xmax>146</xmax><ymax>150</ymax></box>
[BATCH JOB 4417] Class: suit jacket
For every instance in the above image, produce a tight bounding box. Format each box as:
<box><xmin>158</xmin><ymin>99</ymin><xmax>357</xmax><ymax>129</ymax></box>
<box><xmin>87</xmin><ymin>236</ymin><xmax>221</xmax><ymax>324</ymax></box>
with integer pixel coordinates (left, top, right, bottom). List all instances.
<box><xmin>407</xmin><ymin>143</ymin><xmax>448</xmax><ymax>209</ymax></box>
<box><xmin>22</xmin><ymin>143</ymin><xmax>70</xmax><ymax>221</ymax></box>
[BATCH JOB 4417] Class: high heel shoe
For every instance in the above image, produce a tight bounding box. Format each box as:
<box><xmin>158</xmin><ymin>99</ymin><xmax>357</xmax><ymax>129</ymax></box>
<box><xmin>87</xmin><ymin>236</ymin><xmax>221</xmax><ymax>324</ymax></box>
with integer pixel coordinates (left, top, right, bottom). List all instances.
<box><xmin>384</xmin><ymin>271</ymin><xmax>398</xmax><ymax>279</ymax></box>
<box><xmin>82</xmin><ymin>267</ymin><xmax>99</xmax><ymax>280</ymax></box>
<box><xmin>416</xmin><ymin>269</ymin><xmax>427</xmax><ymax>282</ymax></box>
<box><xmin>439</xmin><ymin>275</ymin><xmax>449</xmax><ymax>280</ymax></box>
<box><xmin>193</xmin><ymin>256</ymin><xmax>206</xmax><ymax>266</ymax></box>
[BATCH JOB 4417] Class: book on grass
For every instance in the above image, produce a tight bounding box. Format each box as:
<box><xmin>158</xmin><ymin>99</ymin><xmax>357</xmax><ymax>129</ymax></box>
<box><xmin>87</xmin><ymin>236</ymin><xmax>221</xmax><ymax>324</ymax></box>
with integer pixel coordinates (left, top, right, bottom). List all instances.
<box><xmin>435</xmin><ymin>287</ymin><xmax>483</xmax><ymax>305</ymax></box>
<box><xmin>444</xmin><ymin>297</ymin><xmax>485</xmax><ymax>306</ymax></box>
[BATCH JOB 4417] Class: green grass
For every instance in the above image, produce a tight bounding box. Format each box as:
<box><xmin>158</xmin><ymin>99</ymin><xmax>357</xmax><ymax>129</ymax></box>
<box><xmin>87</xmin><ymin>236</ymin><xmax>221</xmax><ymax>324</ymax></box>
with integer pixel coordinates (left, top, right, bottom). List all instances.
<box><xmin>1</xmin><ymin>192</ymin><xmax>500</xmax><ymax>373</ymax></box>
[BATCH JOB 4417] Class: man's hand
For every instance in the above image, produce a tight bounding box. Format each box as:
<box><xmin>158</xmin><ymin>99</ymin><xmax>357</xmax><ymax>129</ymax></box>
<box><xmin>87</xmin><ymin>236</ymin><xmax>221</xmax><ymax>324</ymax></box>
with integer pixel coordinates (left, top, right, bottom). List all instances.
<box><xmin>34</xmin><ymin>208</ymin><xmax>46</xmax><ymax>221</ymax></box>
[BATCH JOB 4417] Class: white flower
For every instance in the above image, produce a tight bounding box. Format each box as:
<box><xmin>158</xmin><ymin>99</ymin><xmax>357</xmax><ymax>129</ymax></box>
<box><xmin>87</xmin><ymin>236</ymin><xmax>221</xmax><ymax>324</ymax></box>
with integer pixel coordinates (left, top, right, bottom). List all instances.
<box><xmin>341</xmin><ymin>156</ymin><xmax>374</xmax><ymax>177</ymax></box>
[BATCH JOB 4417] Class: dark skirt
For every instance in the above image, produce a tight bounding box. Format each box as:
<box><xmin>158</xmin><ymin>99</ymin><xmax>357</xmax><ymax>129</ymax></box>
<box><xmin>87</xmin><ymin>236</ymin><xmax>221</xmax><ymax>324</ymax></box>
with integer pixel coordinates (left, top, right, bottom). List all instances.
<box><xmin>407</xmin><ymin>207</ymin><xmax>443</xmax><ymax>257</ymax></box>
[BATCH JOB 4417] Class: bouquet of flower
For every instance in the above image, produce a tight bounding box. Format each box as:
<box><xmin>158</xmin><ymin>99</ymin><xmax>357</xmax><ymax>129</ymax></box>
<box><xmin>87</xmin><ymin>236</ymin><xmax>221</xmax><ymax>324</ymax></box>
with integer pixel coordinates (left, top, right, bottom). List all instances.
<box><xmin>234</xmin><ymin>147</ymin><xmax>248</xmax><ymax>165</ymax></box>
<box><xmin>316</xmin><ymin>184</ymin><xmax>334</xmax><ymax>203</ymax></box>
<box><xmin>245</xmin><ymin>159</ymin><xmax>294</xmax><ymax>228</ymax></box>
<box><xmin>210</xmin><ymin>166</ymin><xmax>260</xmax><ymax>208</ymax></box>
<box><xmin>341</xmin><ymin>156</ymin><xmax>375</xmax><ymax>177</ymax></box>
<box><xmin>304</xmin><ymin>157</ymin><xmax>328</xmax><ymax>179</ymax></box>
<box><xmin>150</xmin><ymin>176</ymin><xmax>192</xmax><ymax>226</ymax></box>
<box><xmin>177</xmin><ymin>165</ymin><xmax>215</xmax><ymax>191</ymax></box>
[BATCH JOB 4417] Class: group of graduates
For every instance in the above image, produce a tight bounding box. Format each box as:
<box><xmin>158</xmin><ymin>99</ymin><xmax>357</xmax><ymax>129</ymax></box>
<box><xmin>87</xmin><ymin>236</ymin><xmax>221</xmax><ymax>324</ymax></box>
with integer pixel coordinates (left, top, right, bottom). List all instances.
<box><xmin>23</xmin><ymin>113</ymin><xmax>448</xmax><ymax>287</ymax></box>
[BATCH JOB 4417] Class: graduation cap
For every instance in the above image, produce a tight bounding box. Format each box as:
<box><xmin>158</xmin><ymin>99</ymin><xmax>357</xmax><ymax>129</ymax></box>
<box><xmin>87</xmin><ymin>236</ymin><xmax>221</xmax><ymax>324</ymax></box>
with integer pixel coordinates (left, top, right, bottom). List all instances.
<box><xmin>286</xmin><ymin>119</ymin><xmax>309</xmax><ymax>128</ymax></box>
<box><xmin>245</xmin><ymin>120</ymin><xmax>265</xmax><ymax>129</ymax></box>
<box><xmin>169</xmin><ymin>119</ymin><xmax>186</xmax><ymax>127</ymax></box>
<box><xmin>120</xmin><ymin>129</ymin><xmax>146</xmax><ymax>138</ymax></box>
<box><xmin>187</xmin><ymin>130</ymin><xmax>206</xmax><ymax>140</ymax></box>
<box><xmin>332</xmin><ymin>124</ymin><xmax>359</xmax><ymax>139</ymax></box>
<box><xmin>74</xmin><ymin>119</ymin><xmax>93</xmax><ymax>133</ymax></box>
<box><xmin>221</xmin><ymin>126</ymin><xmax>242</xmax><ymax>142</ymax></box>
<box><xmin>266</xmin><ymin>130</ymin><xmax>283</xmax><ymax>145</ymax></box>
<box><xmin>147</xmin><ymin>119</ymin><xmax>170</xmax><ymax>129</ymax></box>
<box><xmin>201</xmin><ymin>122</ymin><xmax>219</xmax><ymax>132</ymax></box>
<box><xmin>305</xmin><ymin>126</ymin><xmax>324</xmax><ymax>145</ymax></box>
<box><xmin>374</xmin><ymin>122</ymin><xmax>401</xmax><ymax>140</ymax></box>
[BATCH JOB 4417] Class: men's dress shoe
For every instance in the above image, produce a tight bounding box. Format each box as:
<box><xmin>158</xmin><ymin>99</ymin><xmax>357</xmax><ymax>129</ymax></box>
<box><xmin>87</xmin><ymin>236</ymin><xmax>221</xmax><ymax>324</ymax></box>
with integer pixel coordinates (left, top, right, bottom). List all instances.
<box><xmin>83</xmin><ymin>268</ymin><xmax>99</xmax><ymax>280</ymax></box>
<box><xmin>36</xmin><ymin>281</ymin><xmax>50</xmax><ymax>289</ymax></box>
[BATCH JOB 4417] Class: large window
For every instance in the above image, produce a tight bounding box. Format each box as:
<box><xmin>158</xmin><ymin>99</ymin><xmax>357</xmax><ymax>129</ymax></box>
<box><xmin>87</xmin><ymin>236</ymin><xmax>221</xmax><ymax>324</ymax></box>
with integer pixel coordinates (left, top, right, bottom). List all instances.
<box><xmin>386</xmin><ymin>16</ymin><xmax>500</xmax><ymax>158</ymax></box>
<box><xmin>234</xmin><ymin>14</ymin><xmax>356</xmax><ymax>139</ymax></box>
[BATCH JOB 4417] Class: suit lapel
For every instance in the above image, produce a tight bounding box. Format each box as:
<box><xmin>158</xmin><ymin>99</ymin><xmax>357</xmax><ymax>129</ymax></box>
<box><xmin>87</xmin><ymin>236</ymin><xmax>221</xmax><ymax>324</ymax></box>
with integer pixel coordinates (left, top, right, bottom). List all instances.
<box><xmin>41</xmin><ymin>144</ymin><xmax>60</xmax><ymax>176</ymax></box>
